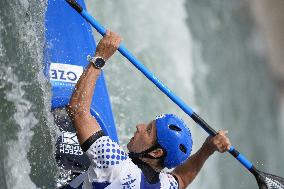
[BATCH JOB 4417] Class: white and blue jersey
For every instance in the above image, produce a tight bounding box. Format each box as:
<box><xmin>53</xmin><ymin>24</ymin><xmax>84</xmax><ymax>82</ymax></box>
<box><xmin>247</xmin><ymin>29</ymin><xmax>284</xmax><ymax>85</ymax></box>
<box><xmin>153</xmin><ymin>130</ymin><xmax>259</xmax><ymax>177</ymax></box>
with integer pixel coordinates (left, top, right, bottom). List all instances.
<box><xmin>67</xmin><ymin>131</ymin><xmax>179</xmax><ymax>189</ymax></box>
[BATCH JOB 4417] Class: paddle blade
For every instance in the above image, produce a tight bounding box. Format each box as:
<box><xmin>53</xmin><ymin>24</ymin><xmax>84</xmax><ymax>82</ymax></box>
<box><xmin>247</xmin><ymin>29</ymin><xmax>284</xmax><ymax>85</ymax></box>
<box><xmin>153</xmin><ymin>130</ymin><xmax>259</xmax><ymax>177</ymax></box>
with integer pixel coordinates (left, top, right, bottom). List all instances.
<box><xmin>256</xmin><ymin>171</ymin><xmax>284</xmax><ymax>189</ymax></box>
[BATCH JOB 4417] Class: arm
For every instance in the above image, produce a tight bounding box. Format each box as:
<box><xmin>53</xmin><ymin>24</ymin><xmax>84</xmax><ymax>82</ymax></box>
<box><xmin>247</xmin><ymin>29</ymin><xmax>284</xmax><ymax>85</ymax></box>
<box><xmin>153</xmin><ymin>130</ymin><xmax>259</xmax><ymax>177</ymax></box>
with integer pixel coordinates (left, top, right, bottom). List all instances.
<box><xmin>67</xmin><ymin>30</ymin><xmax>121</xmax><ymax>145</ymax></box>
<box><xmin>172</xmin><ymin>131</ymin><xmax>231</xmax><ymax>189</ymax></box>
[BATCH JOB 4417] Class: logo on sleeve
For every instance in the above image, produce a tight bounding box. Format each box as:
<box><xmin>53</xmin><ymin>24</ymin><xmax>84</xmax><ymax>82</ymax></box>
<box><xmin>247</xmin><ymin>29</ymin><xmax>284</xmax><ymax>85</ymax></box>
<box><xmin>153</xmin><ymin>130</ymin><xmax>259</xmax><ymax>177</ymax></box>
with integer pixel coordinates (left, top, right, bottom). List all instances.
<box><xmin>122</xmin><ymin>174</ymin><xmax>136</xmax><ymax>189</ymax></box>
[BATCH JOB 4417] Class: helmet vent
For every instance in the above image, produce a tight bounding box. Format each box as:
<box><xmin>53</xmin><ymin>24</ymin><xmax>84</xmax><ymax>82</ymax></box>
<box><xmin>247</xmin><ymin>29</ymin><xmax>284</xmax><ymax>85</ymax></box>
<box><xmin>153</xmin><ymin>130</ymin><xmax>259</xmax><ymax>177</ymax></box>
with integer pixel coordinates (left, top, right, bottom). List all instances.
<box><xmin>179</xmin><ymin>144</ymin><xmax>187</xmax><ymax>154</ymax></box>
<box><xmin>169</xmin><ymin>125</ymin><xmax>181</xmax><ymax>131</ymax></box>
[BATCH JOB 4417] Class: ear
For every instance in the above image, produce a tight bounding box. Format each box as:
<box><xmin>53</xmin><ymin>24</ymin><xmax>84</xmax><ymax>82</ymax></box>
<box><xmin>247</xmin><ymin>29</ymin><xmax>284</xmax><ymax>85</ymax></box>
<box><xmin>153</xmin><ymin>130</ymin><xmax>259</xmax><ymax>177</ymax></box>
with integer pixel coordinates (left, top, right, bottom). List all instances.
<box><xmin>148</xmin><ymin>148</ymin><xmax>164</xmax><ymax>158</ymax></box>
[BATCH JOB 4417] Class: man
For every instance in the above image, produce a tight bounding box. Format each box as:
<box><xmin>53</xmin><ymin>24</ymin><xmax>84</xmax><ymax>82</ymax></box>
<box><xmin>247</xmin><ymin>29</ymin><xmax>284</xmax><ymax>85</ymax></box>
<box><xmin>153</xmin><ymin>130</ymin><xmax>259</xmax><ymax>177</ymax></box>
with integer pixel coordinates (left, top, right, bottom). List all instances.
<box><xmin>66</xmin><ymin>30</ymin><xmax>231</xmax><ymax>189</ymax></box>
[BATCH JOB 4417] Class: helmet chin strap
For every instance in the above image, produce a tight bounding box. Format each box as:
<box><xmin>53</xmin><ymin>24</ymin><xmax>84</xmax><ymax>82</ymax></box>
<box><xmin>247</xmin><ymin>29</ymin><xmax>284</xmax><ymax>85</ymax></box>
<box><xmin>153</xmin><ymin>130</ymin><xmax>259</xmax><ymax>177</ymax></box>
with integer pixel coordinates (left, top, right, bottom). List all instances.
<box><xmin>128</xmin><ymin>144</ymin><xmax>166</xmax><ymax>184</ymax></box>
<box><xmin>128</xmin><ymin>143</ymin><xmax>165</xmax><ymax>160</ymax></box>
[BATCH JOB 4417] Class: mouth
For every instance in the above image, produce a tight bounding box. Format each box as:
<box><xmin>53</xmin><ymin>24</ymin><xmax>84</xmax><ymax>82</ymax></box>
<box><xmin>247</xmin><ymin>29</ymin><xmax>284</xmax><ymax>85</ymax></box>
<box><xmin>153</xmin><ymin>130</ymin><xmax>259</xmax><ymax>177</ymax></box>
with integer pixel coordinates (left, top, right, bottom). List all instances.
<box><xmin>130</xmin><ymin>130</ymin><xmax>138</xmax><ymax>142</ymax></box>
<box><xmin>130</xmin><ymin>132</ymin><xmax>136</xmax><ymax>142</ymax></box>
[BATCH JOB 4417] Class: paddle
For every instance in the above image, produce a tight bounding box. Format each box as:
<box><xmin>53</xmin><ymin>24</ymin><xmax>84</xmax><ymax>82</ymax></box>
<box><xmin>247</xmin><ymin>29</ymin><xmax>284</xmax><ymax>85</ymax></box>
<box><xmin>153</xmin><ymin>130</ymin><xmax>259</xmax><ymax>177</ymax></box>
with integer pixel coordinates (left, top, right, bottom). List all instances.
<box><xmin>66</xmin><ymin>0</ymin><xmax>284</xmax><ymax>188</ymax></box>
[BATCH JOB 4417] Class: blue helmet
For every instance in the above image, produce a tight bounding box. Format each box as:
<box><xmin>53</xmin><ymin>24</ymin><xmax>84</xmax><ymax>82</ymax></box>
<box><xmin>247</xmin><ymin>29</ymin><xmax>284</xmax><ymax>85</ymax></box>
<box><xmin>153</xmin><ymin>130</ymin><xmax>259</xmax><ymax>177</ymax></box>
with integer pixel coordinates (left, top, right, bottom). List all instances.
<box><xmin>155</xmin><ymin>114</ymin><xmax>193</xmax><ymax>168</ymax></box>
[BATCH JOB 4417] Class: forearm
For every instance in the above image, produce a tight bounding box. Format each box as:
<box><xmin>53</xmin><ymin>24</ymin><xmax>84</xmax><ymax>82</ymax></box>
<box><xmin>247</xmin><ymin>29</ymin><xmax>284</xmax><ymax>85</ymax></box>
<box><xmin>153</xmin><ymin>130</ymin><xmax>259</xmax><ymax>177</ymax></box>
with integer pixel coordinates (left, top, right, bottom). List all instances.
<box><xmin>66</xmin><ymin>30</ymin><xmax>121</xmax><ymax>145</ymax></box>
<box><xmin>173</xmin><ymin>144</ymin><xmax>213</xmax><ymax>188</ymax></box>
<box><xmin>173</xmin><ymin>131</ymin><xmax>230</xmax><ymax>189</ymax></box>
<box><xmin>69</xmin><ymin>30</ymin><xmax>120</xmax><ymax>114</ymax></box>
<box><xmin>68</xmin><ymin>63</ymin><xmax>100</xmax><ymax>121</ymax></box>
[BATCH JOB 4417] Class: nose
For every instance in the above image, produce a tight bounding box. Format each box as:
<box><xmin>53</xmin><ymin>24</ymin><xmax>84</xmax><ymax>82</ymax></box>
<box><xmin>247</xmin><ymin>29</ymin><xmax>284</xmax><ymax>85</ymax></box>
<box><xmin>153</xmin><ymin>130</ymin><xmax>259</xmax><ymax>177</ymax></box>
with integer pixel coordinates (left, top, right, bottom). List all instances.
<box><xmin>136</xmin><ymin>125</ymin><xmax>140</xmax><ymax>132</ymax></box>
<box><xmin>136</xmin><ymin>124</ymin><xmax>144</xmax><ymax>132</ymax></box>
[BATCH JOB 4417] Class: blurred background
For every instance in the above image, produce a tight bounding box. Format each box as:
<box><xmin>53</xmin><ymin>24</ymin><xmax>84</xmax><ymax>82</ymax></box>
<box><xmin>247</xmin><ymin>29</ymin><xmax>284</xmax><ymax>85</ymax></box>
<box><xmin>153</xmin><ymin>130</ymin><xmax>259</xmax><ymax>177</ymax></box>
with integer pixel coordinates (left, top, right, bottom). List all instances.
<box><xmin>0</xmin><ymin>0</ymin><xmax>283</xmax><ymax>188</ymax></box>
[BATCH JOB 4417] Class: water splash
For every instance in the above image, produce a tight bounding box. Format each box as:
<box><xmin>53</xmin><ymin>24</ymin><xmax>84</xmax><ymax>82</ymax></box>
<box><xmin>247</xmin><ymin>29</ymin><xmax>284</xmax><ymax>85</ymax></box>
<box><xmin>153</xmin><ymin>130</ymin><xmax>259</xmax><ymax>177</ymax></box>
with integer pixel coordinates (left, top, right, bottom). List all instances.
<box><xmin>1</xmin><ymin>66</ymin><xmax>38</xmax><ymax>189</ymax></box>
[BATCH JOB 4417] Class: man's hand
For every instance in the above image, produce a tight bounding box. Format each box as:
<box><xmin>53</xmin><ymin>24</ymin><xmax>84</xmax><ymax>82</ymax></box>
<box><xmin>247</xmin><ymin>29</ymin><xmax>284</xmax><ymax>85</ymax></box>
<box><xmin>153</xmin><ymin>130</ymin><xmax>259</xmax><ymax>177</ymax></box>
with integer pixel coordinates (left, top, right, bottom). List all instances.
<box><xmin>95</xmin><ymin>30</ymin><xmax>122</xmax><ymax>61</ymax></box>
<box><xmin>202</xmin><ymin>130</ymin><xmax>231</xmax><ymax>155</ymax></box>
<box><xmin>172</xmin><ymin>130</ymin><xmax>231</xmax><ymax>189</ymax></box>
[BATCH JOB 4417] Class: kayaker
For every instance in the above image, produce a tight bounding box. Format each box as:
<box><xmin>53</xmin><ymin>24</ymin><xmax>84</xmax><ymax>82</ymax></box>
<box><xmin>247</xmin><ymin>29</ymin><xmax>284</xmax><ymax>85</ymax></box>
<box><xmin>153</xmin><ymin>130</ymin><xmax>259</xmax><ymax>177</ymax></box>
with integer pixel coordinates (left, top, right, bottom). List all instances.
<box><xmin>66</xmin><ymin>30</ymin><xmax>231</xmax><ymax>189</ymax></box>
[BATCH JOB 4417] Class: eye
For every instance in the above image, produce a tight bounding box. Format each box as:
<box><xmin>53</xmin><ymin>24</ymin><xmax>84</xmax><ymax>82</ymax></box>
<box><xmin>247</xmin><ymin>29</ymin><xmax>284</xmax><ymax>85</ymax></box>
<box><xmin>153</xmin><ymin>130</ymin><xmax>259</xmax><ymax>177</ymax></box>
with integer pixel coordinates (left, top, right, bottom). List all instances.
<box><xmin>147</xmin><ymin>126</ymin><xmax>151</xmax><ymax>134</ymax></box>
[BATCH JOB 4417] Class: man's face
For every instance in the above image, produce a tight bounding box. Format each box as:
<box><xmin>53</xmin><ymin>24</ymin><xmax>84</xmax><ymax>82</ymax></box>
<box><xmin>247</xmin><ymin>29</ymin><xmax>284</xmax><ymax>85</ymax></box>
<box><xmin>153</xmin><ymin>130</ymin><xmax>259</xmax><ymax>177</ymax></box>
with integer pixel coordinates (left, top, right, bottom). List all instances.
<box><xmin>127</xmin><ymin>120</ymin><xmax>157</xmax><ymax>153</ymax></box>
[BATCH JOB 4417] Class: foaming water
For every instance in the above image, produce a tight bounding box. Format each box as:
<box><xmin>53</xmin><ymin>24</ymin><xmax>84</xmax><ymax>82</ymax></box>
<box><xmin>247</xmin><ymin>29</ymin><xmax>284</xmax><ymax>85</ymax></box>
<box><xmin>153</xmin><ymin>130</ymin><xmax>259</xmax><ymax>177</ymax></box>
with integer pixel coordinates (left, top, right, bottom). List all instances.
<box><xmin>2</xmin><ymin>67</ymin><xmax>38</xmax><ymax>189</ymax></box>
<box><xmin>0</xmin><ymin>0</ymin><xmax>57</xmax><ymax>188</ymax></box>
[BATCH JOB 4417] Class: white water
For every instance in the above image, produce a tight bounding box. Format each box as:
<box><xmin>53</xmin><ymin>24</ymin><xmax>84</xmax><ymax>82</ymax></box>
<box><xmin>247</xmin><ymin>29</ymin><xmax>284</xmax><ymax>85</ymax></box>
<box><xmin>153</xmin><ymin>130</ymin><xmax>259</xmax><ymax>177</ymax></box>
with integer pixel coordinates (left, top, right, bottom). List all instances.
<box><xmin>0</xmin><ymin>0</ymin><xmax>56</xmax><ymax>188</ymax></box>
<box><xmin>0</xmin><ymin>0</ymin><xmax>40</xmax><ymax>187</ymax></box>
<box><xmin>2</xmin><ymin>67</ymin><xmax>38</xmax><ymax>189</ymax></box>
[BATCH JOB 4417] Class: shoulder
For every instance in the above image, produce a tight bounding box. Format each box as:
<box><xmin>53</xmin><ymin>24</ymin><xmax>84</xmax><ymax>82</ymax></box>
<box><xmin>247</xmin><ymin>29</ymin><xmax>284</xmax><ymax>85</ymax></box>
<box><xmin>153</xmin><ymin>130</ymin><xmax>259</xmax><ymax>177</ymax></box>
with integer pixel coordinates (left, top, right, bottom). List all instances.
<box><xmin>85</xmin><ymin>134</ymin><xmax>128</xmax><ymax>166</ymax></box>
<box><xmin>83</xmin><ymin>133</ymin><xmax>139</xmax><ymax>184</ymax></box>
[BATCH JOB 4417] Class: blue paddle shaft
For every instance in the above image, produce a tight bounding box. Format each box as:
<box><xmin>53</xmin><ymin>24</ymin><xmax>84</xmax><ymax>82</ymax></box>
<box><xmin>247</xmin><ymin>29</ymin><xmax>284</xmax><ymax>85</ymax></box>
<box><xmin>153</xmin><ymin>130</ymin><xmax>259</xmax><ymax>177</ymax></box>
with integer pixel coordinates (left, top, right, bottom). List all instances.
<box><xmin>66</xmin><ymin>0</ymin><xmax>255</xmax><ymax>173</ymax></box>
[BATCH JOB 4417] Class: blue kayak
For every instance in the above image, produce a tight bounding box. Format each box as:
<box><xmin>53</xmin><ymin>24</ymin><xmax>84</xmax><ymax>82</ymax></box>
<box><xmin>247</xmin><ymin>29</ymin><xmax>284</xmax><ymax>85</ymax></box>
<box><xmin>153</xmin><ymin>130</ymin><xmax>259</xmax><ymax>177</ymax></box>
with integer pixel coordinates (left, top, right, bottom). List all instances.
<box><xmin>44</xmin><ymin>0</ymin><xmax>118</xmax><ymax>178</ymax></box>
